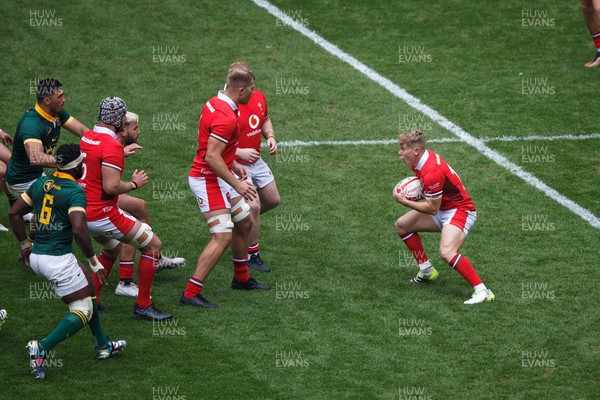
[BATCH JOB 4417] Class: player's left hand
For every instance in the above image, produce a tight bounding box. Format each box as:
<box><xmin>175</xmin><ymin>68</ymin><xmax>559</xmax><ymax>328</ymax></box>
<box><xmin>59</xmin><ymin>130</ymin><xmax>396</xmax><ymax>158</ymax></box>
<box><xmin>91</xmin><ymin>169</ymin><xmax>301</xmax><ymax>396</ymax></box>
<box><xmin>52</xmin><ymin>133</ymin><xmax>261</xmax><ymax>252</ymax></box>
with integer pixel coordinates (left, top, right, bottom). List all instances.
<box><xmin>266</xmin><ymin>137</ymin><xmax>277</xmax><ymax>155</ymax></box>
<box><xmin>0</xmin><ymin>129</ymin><xmax>14</xmax><ymax>146</ymax></box>
<box><xmin>124</xmin><ymin>143</ymin><xmax>143</xmax><ymax>157</ymax></box>
<box><xmin>20</xmin><ymin>246</ymin><xmax>32</xmax><ymax>266</ymax></box>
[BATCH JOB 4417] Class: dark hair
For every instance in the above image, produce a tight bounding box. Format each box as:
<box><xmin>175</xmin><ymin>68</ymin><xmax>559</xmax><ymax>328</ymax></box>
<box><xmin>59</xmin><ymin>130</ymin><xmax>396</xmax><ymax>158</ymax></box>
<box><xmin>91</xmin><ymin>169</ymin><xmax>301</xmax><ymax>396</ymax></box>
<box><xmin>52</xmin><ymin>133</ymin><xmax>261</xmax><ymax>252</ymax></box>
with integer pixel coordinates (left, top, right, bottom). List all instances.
<box><xmin>56</xmin><ymin>143</ymin><xmax>81</xmax><ymax>169</ymax></box>
<box><xmin>36</xmin><ymin>78</ymin><xmax>63</xmax><ymax>103</ymax></box>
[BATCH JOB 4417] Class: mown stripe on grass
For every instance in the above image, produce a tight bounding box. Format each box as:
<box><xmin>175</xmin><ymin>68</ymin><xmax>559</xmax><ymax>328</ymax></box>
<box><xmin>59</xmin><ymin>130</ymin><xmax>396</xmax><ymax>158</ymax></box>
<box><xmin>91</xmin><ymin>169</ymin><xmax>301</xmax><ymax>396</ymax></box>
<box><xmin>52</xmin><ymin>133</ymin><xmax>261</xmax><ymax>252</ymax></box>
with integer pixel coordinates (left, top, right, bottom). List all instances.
<box><xmin>273</xmin><ymin>133</ymin><xmax>600</xmax><ymax>148</ymax></box>
<box><xmin>252</xmin><ymin>0</ymin><xmax>600</xmax><ymax>229</ymax></box>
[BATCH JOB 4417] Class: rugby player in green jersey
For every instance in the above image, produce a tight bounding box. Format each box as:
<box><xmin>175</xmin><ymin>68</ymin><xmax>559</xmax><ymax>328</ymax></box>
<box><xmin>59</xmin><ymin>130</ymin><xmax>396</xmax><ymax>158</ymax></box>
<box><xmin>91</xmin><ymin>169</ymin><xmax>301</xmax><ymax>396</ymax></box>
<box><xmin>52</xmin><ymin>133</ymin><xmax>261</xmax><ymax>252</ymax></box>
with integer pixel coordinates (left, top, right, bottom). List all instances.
<box><xmin>9</xmin><ymin>143</ymin><xmax>126</xmax><ymax>380</ymax></box>
<box><xmin>4</xmin><ymin>78</ymin><xmax>88</xmax><ymax>204</ymax></box>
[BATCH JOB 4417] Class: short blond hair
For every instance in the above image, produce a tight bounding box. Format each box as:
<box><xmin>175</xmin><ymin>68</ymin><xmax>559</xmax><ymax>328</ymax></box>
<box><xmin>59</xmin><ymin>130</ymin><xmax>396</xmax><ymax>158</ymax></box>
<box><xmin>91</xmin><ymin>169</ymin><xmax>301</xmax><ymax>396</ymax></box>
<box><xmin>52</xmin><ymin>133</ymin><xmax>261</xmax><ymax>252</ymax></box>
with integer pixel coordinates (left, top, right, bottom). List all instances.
<box><xmin>125</xmin><ymin>111</ymin><xmax>139</xmax><ymax>126</ymax></box>
<box><xmin>398</xmin><ymin>130</ymin><xmax>426</xmax><ymax>149</ymax></box>
<box><xmin>228</xmin><ymin>61</ymin><xmax>253</xmax><ymax>75</ymax></box>
<box><xmin>226</xmin><ymin>62</ymin><xmax>255</xmax><ymax>90</ymax></box>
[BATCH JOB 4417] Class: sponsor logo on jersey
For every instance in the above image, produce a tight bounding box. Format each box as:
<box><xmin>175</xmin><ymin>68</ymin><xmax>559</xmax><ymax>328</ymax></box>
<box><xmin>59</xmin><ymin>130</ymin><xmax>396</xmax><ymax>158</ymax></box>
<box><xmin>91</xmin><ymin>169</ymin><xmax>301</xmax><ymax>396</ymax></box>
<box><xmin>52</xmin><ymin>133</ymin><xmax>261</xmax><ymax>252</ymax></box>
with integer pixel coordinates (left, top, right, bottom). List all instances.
<box><xmin>81</xmin><ymin>136</ymin><xmax>101</xmax><ymax>146</ymax></box>
<box><xmin>206</xmin><ymin>101</ymin><xmax>215</xmax><ymax>113</ymax></box>
<box><xmin>246</xmin><ymin>128</ymin><xmax>261</xmax><ymax>137</ymax></box>
<box><xmin>249</xmin><ymin>114</ymin><xmax>260</xmax><ymax>129</ymax></box>
<box><xmin>43</xmin><ymin>180</ymin><xmax>60</xmax><ymax>191</ymax></box>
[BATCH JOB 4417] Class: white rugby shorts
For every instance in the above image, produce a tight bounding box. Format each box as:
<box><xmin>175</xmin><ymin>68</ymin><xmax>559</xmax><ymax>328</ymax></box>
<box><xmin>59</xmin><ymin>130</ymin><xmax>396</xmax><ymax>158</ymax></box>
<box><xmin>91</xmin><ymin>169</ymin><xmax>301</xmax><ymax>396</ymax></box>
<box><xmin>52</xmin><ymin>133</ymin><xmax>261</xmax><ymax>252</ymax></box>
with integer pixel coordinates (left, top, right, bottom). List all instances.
<box><xmin>87</xmin><ymin>207</ymin><xmax>138</xmax><ymax>250</ymax></box>
<box><xmin>189</xmin><ymin>175</ymin><xmax>241</xmax><ymax>214</ymax></box>
<box><xmin>30</xmin><ymin>253</ymin><xmax>88</xmax><ymax>298</ymax></box>
<box><xmin>430</xmin><ymin>209</ymin><xmax>477</xmax><ymax>235</ymax></box>
<box><xmin>5</xmin><ymin>175</ymin><xmax>44</xmax><ymax>201</ymax></box>
<box><xmin>241</xmin><ymin>157</ymin><xmax>275</xmax><ymax>189</ymax></box>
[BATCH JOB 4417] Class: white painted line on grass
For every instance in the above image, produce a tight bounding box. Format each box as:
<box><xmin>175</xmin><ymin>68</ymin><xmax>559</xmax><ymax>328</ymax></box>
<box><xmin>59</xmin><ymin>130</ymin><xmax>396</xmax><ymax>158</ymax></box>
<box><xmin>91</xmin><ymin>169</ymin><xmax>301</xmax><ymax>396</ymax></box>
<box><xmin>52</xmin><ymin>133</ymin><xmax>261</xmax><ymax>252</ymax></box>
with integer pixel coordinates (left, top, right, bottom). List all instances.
<box><xmin>484</xmin><ymin>133</ymin><xmax>600</xmax><ymax>142</ymax></box>
<box><xmin>274</xmin><ymin>133</ymin><xmax>600</xmax><ymax>148</ymax></box>
<box><xmin>275</xmin><ymin>138</ymin><xmax>457</xmax><ymax>147</ymax></box>
<box><xmin>253</xmin><ymin>0</ymin><xmax>600</xmax><ymax>229</ymax></box>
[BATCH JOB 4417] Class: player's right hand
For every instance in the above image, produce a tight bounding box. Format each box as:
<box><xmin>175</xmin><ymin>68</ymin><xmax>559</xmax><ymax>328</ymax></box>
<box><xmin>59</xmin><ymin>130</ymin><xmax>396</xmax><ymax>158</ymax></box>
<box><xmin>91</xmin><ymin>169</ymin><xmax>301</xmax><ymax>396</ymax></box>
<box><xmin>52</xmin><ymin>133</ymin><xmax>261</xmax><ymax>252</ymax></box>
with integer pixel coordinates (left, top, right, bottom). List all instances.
<box><xmin>95</xmin><ymin>268</ymin><xmax>108</xmax><ymax>286</ymax></box>
<box><xmin>237</xmin><ymin>148</ymin><xmax>260</xmax><ymax>163</ymax></box>
<box><xmin>235</xmin><ymin>180</ymin><xmax>258</xmax><ymax>201</ymax></box>
<box><xmin>393</xmin><ymin>190</ymin><xmax>409</xmax><ymax>205</ymax></box>
<box><xmin>131</xmin><ymin>169</ymin><xmax>149</xmax><ymax>189</ymax></box>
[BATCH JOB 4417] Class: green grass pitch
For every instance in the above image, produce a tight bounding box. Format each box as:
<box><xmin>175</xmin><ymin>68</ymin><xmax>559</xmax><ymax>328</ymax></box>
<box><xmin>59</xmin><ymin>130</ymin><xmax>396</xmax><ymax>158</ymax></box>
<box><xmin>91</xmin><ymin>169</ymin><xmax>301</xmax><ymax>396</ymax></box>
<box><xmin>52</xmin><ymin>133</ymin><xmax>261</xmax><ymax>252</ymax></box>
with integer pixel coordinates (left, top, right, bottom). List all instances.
<box><xmin>0</xmin><ymin>1</ymin><xmax>598</xmax><ymax>399</ymax></box>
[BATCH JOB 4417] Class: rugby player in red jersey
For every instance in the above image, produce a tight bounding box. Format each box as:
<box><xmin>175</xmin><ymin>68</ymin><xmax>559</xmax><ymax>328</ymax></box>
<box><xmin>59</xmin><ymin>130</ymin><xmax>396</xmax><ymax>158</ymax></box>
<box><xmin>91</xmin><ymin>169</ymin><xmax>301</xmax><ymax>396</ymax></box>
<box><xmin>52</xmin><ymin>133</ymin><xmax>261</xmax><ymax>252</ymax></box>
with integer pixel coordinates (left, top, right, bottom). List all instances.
<box><xmin>112</xmin><ymin>112</ymin><xmax>185</xmax><ymax>301</ymax></box>
<box><xmin>231</xmin><ymin>62</ymin><xmax>280</xmax><ymax>273</ymax></box>
<box><xmin>393</xmin><ymin>130</ymin><xmax>494</xmax><ymax>304</ymax></box>
<box><xmin>79</xmin><ymin>97</ymin><xmax>172</xmax><ymax>320</ymax></box>
<box><xmin>581</xmin><ymin>0</ymin><xmax>600</xmax><ymax>67</ymax></box>
<box><xmin>0</xmin><ymin>128</ymin><xmax>14</xmax><ymax>232</ymax></box>
<box><xmin>182</xmin><ymin>65</ymin><xmax>270</xmax><ymax>309</ymax></box>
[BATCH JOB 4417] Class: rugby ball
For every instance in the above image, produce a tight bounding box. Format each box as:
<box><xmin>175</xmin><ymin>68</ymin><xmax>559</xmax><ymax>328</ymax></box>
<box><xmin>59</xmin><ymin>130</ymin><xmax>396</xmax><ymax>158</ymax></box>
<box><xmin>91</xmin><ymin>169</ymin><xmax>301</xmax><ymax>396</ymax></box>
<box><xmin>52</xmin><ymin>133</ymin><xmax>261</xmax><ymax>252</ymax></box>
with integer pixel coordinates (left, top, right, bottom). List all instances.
<box><xmin>0</xmin><ymin>309</ymin><xmax>6</xmax><ymax>321</ymax></box>
<box><xmin>394</xmin><ymin>176</ymin><xmax>424</xmax><ymax>201</ymax></box>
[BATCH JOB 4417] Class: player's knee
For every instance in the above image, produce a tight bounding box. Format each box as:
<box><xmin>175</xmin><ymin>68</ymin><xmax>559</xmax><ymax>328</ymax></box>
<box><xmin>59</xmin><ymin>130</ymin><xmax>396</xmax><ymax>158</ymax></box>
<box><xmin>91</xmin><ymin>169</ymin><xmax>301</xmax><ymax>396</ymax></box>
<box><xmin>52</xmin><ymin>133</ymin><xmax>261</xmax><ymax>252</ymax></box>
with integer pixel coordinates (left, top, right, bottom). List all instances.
<box><xmin>231</xmin><ymin>200</ymin><xmax>250</xmax><ymax>223</ymax></box>
<box><xmin>394</xmin><ymin>218</ymin><xmax>407</xmax><ymax>234</ymax></box>
<box><xmin>263</xmin><ymin>193</ymin><xmax>280</xmax><ymax>212</ymax></box>
<box><xmin>248</xmin><ymin>197</ymin><xmax>260</xmax><ymax>215</ymax></box>
<box><xmin>439</xmin><ymin>247</ymin><xmax>455</xmax><ymax>264</ymax></box>
<box><xmin>69</xmin><ymin>296</ymin><xmax>93</xmax><ymax>323</ymax></box>
<box><xmin>144</xmin><ymin>235</ymin><xmax>162</xmax><ymax>254</ymax></box>
<box><xmin>235</xmin><ymin>214</ymin><xmax>253</xmax><ymax>232</ymax></box>
<box><xmin>212</xmin><ymin>232</ymin><xmax>232</xmax><ymax>249</ymax></box>
<box><xmin>136</xmin><ymin>199</ymin><xmax>149</xmax><ymax>220</ymax></box>
<box><xmin>133</xmin><ymin>222</ymin><xmax>156</xmax><ymax>250</ymax></box>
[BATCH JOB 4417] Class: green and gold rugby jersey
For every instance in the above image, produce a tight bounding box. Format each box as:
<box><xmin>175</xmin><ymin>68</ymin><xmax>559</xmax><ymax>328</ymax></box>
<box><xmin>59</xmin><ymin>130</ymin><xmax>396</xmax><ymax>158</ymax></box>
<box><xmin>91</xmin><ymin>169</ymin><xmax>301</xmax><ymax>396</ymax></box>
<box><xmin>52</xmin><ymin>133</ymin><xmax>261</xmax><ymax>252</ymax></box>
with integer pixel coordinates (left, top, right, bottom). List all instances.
<box><xmin>22</xmin><ymin>171</ymin><xmax>86</xmax><ymax>256</ymax></box>
<box><xmin>5</xmin><ymin>103</ymin><xmax>72</xmax><ymax>185</ymax></box>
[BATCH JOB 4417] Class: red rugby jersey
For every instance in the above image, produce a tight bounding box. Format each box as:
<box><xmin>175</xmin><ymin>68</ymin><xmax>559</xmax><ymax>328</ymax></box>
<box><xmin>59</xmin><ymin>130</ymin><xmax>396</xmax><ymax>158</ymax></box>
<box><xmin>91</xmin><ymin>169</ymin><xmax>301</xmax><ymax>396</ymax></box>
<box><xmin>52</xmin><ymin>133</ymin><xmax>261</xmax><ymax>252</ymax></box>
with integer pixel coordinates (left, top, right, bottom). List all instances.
<box><xmin>189</xmin><ymin>92</ymin><xmax>239</xmax><ymax>177</ymax></box>
<box><xmin>235</xmin><ymin>90</ymin><xmax>269</xmax><ymax>165</ymax></box>
<box><xmin>79</xmin><ymin>126</ymin><xmax>124</xmax><ymax>221</ymax></box>
<box><xmin>411</xmin><ymin>149</ymin><xmax>475</xmax><ymax>211</ymax></box>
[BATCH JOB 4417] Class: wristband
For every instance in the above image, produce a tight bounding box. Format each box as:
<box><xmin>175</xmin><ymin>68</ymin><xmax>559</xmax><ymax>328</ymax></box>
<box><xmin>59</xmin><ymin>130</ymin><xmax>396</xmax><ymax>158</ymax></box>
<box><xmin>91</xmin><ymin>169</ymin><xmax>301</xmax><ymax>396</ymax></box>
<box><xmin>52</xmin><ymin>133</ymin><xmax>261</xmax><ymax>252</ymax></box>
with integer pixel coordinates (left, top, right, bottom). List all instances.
<box><xmin>131</xmin><ymin>181</ymin><xmax>138</xmax><ymax>190</ymax></box>
<box><xmin>87</xmin><ymin>255</ymin><xmax>104</xmax><ymax>273</ymax></box>
<box><xmin>264</xmin><ymin>132</ymin><xmax>275</xmax><ymax>140</ymax></box>
<box><xmin>19</xmin><ymin>240</ymin><xmax>32</xmax><ymax>250</ymax></box>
